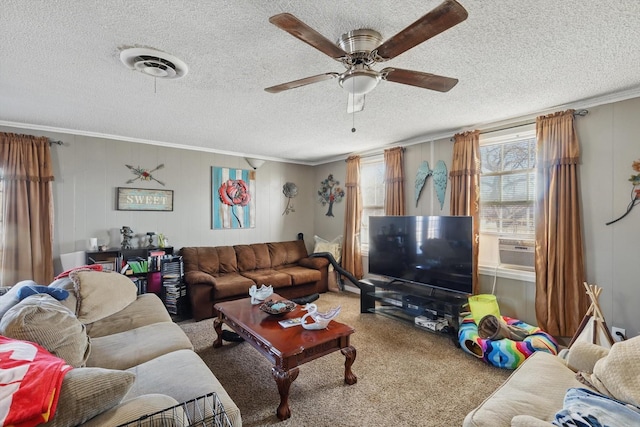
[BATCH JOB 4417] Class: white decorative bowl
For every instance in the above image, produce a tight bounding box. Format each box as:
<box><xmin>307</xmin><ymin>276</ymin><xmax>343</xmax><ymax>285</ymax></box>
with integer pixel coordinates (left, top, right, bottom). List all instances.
<box><xmin>249</xmin><ymin>284</ymin><xmax>273</xmax><ymax>305</ymax></box>
<box><xmin>301</xmin><ymin>303</ymin><xmax>341</xmax><ymax>330</ymax></box>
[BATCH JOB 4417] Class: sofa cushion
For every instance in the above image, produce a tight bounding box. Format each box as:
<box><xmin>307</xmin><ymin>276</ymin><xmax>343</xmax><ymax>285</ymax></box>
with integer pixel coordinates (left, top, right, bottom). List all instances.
<box><xmin>217</xmin><ymin>246</ymin><xmax>238</xmax><ymax>274</ymax></box>
<box><xmin>70</xmin><ymin>270</ymin><xmax>138</xmax><ymax>324</ymax></box>
<box><xmin>283</xmin><ymin>240</ymin><xmax>308</xmax><ymax>263</ymax></box>
<box><xmin>0</xmin><ymin>294</ymin><xmax>91</xmax><ymax>367</ymax></box>
<box><xmin>235</xmin><ymin>244</ymin><xmax>257</xmax><ymax>271</ymax></box>
<box><xmin>44</xmin><ymin>367</ymin><xmax>135</xmax><ymax>427</ymax></box>
<box><xmin>267</xmin><ymin>242</ymin><xmax>288</xmax><ymax>267</ymax></box>
<box><xmin>463</xmin><ymin>351</ymin><xmax>583</xmax><ymax>427</ymax></box>
<box><xmin>87</xmin><ymin>322</ymin><xmax>194</xmax><ymax>370</ymax></box>
<box><xmin>213</xmin><ymin>273</ymin><xmax>255</xmax><ymax>299</ymax></box>
<box><xmin>241</xmin><ymin>269</ymin><xmax>292</xmax><ymax>288</ymax></box>
<box><xmin>85</xmin><ymin>293</ymin><xmax>172</xmax><ymax>338</ymax></box>
<box><xmin>252</xmin><ymin>243</ymin><xmax>271</xmax><ymax>269</ymax></box>
<box><xmin>276</xmin><ymin>265</ymin><xmax>321</xmax><ymax>285</ymax></box>
<box><xmin>125</xmin><ymin>349</ymin><xmax>241</xmax><ymax>427</ymax></box>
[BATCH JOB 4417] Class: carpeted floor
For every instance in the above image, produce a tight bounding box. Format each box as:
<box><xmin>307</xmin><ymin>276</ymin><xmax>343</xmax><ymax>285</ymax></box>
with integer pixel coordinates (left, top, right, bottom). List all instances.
<box><xmin>179</xmin><ymin>292</ymin><xmax>510</xmax><ymax>427</ymax></box>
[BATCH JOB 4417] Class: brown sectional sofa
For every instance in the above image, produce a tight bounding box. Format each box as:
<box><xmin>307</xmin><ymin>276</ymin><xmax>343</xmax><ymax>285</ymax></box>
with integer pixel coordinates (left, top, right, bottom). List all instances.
<box><xmin>181</xmin><ymin>240</ymin><xmax>329</xmax><ymax>320</ymax></box>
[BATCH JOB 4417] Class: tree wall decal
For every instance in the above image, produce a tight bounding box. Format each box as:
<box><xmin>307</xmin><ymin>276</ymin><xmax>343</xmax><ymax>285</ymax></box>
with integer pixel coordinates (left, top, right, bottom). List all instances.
<box><xmin>318</xmin><ymin>174</ymin><xmax>345</xmax><ymax>217</ymax></box>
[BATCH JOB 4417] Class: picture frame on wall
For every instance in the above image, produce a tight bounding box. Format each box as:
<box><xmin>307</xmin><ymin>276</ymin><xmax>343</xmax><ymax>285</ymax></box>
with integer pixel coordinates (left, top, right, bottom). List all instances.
<box><xmin>211</xmin><ymin>166</ymin><xmax>256</xmax><ymax>229</ymax></box>
<box><xmin>117</xmin><ymin>187</ymin><xmax>174</xmax><ymax>211</ymax></box>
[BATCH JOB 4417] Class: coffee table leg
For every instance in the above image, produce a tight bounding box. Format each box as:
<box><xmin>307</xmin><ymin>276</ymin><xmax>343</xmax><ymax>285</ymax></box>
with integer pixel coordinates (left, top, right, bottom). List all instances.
<box><xmin>272</xmin><ymin>366</ymin><xmax>299</xmax><ymax>420</ymax></box>
<box><xmin>341</xmin><ymin>345</ymin><xmax>357</xmax><ymax>385</ymax></box>
<box><xmin>213</xmin><ymin>317</ymin><xmax>223</xmax><ymax>348</ymax></box>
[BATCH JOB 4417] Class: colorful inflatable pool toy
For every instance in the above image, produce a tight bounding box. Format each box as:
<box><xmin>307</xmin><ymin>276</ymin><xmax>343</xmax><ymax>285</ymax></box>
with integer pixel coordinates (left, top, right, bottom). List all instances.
<box><xmin>458</xmin><ymin>315</ymin><xmax>558</xmax><ymax>369</ymax></box>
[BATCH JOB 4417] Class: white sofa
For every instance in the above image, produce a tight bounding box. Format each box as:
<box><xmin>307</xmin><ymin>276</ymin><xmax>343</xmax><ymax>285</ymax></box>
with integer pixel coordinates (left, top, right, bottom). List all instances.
<box><xmin>464</xmin><ymin>337</ymin><xmax>640</xmax><ymax>426</ymax></box>
<box><xmin>0</xmin><ymin>270</ymin><xmax>241</xmax><ymax>426</ymax></box>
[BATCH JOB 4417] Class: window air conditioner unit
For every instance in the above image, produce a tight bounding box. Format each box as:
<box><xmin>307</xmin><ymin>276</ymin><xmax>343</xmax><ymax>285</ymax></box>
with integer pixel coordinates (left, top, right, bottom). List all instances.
<box><xmin>498</xmin><ymin>238</ymin><xmax>535</xmax><ymax>271</ymax></box>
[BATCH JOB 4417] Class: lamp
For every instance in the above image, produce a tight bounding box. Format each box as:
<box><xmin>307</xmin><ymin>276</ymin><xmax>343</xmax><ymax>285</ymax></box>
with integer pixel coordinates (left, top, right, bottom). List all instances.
<box><xmin>339</xmin><ymin>69</ymin><xmax>380</xmax><ymax>95</ymax></box>
<box><xmin>245</xmin><ymin>158</ymin><xmax>266</xmax><ymax>170</ymax></box>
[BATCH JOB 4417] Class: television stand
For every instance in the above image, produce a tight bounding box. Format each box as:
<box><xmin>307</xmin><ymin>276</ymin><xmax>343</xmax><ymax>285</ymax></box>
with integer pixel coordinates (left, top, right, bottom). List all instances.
<box><xmin>359</xmin><ymin>277</ymin><xmax>468</xmax><ymax>342</ymax></box>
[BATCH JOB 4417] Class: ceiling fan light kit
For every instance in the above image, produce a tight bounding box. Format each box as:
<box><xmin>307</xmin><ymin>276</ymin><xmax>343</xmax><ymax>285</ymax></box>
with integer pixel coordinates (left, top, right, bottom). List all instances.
<box><xmin>339</xmin><ymin>69</ymin><xmax>380</xmax><ymax>95</ymax></box>
<box><xmin>264</xmin><ymin>0</ymin><xmax>469</xmax><ymax>112</ymax></box>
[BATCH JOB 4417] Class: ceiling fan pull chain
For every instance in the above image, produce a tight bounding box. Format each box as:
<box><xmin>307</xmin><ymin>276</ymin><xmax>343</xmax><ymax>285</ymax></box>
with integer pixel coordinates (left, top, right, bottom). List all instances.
<box><xmin>351</xmin><ymin>79</ymin><xmax>356</xmax><ymax>132</ymax></box>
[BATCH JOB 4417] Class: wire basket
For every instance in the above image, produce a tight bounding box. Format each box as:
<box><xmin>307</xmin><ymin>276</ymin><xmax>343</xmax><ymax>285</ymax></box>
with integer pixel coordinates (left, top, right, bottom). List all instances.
<box><xmin>117</xmin><ymin>392</ymin><xmax>232</xmax><ymax>427</ymax></box>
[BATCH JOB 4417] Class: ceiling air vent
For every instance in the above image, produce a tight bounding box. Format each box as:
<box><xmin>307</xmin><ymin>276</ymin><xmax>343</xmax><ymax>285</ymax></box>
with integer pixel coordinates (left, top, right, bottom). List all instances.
<box><xmin>120</xmin><ymin>47</ymin><xmax>188</xmax><ymax>79</ymax></box>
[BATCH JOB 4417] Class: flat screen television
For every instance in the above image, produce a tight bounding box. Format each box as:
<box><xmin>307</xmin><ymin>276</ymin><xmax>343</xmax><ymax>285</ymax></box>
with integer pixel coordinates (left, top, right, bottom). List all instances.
<box><xmin>368</xmin><ymin>215</ymin><xmax>473</xmax><ymax>295</ymax></box>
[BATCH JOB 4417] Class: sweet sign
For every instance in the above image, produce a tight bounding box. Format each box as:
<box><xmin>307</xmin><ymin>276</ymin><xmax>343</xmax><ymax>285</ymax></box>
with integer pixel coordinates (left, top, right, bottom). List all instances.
<box><xmin>117</xmin><ymin>187</ymin><xmax>173</xmax><ymax>211</ymax></box>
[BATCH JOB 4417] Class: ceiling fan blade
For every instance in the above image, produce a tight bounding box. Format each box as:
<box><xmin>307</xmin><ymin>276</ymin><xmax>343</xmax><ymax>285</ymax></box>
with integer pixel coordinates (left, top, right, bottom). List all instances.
<box><xmin>375</xmin><ymin>0</ymin><xmax>468</xmax><ymax>61</ymax></box>
<box><xmin>265</xmin><ymin>72</ymin><xmax>339</xmax><ymax>93</ymax></box>
<box><xmin>269</xmin><ymin>13</ymin><xmax>349</xmax><ymax>60</ymax></box>
<box><xmin>381</xmin><ymin>68</ymin><xmax>458</xmax><ymax>92</ymax></box>
<box><xmin>347</xmin><ymin>94</ymin><xmax>365</xmax><ymax>113</ymax></box>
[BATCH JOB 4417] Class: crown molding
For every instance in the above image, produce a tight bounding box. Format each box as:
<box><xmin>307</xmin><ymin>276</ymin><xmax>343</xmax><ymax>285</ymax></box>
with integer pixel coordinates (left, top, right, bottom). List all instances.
<box><xmin>3</xmin><ymin>85</ymin><xmax>639</xmax><ymax>167</ymax></box>
<box><xmin>328</xmin><ymin>85</ymin><xmax>640</xmax><ymax>164</ymax></box>
<box><xmin>0</xmin><ymin>120</ymin><xmax>314</xmax><ymax>166</ymax></box>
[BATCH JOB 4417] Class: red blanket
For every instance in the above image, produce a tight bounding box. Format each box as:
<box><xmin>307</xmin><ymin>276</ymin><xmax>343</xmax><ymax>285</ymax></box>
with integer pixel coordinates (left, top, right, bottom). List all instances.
<box><xmin>0</xmin><ymin>336</ymin><xmax>72</xmax><ymax>427</ymax></box>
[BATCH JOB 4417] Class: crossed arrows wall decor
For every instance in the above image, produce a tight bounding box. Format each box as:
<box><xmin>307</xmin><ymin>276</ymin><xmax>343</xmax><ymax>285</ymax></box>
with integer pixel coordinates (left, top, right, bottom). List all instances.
<box><xmin>125</xmin><ymin>164</ymin><xmax>165</xmax><ymax>186</ymax></box>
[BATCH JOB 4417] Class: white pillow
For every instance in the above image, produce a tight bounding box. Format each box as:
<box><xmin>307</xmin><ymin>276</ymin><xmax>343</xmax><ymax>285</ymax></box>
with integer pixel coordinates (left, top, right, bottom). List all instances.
<box><xmin>70</xmin><ymin>271</ymin><xmax>138</xmax><ymax>324</ymax></box>
<box><xmin>313</xmin><ymin>235</ymin><xmax>343</xmax><ymax>271</ymax></box>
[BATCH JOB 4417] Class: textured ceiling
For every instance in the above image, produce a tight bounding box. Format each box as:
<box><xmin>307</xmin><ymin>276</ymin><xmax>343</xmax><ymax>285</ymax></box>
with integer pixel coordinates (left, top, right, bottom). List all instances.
<box><xmin>1</xmin><ymin>1</ymin><xmax>640</xmax><ymax>164</ymax></box>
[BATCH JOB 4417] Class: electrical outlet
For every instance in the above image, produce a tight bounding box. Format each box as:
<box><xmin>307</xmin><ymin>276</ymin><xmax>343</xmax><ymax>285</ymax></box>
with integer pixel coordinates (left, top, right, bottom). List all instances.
<box><xmin>612</xmin><ymin>327</ymin><xmax>626</xmax><ymax>342</ymax></box>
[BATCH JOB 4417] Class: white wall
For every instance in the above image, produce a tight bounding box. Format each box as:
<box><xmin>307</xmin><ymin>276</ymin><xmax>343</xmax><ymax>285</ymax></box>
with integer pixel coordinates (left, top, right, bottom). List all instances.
<box><xmin>0</xmin><ymin>125</ymin><xmax>318</xmax><ymax>272</ymax></box>
<box><xmin>404</xmin><ymin>137</ymin><xmax>454</xmax><ymax>216</ymax></box>
<box><xmin>4</xmin><ymin>95</ymin><xmax>640</xmax><ymax>336</ymax></box>
<box><xmin>579</xmin><ymin>97</ymin><xmax>640</xmax><ymax>338</ymax></box>
<box><xmin>313</xmin><ymin>160</ymin><xmax>346</xmax><ymax>243</ymax></box>
<box><xmin>403</xmin><ymin>98</ymin><xmax>640</xmax><ymax>335</ymax></box>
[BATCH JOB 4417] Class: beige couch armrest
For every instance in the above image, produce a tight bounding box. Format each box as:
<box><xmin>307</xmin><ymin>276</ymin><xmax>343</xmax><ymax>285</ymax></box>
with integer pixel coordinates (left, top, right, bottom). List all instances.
<box><xmin>184</xmin><ymin>270</ymin><xmax>216</xmax><ymax>286</ymax></box>
<box><xmin>511</xmin><ymin>415</ymin><xmax>553</xmax><ymax>427</ymax></box>
<box><xmin>565</xmin><ymin>341</ymin><xmax>610</xmax><ymax>373</ymax></box>
<box><xmin>81</xmin><ymin>394</ymin><xmax>182</xmax><ymax>426</ymax></box>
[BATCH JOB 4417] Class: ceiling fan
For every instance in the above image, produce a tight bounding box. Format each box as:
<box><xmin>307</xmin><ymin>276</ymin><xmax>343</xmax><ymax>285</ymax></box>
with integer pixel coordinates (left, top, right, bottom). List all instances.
<box><xmin>264</xmin><ymin>0</ymin><xmax>468</xmax><ymax>113</ymax></box>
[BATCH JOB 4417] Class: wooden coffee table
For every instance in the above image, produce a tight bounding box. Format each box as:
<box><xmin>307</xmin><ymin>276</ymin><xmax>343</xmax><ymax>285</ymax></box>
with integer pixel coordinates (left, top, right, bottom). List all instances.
<box><xmin>213</xmin><ymin>294</ymin><xmax>357</xmax><ymax>421</ymax></box>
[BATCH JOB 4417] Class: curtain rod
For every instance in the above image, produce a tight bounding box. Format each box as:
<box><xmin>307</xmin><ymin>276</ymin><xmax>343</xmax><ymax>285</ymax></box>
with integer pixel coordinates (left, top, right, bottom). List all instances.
<box><xmin>344</xmin><ymin>147</ymin><xmax>404</xmax><ymax>162</ymax></box>
<box><xmin>450</xmin><ymin>109</ymin><xmax>589</xmax><ymax>141</ymax></box>
<box><xmin>48</xmin><ymin>139</ymin><xmax>64</xmax><ymax>146</ymax></box>
<box><xmin>482</xmin><ymin>108</ymin><xmax>589</xmax><ymax>135</ymax></box>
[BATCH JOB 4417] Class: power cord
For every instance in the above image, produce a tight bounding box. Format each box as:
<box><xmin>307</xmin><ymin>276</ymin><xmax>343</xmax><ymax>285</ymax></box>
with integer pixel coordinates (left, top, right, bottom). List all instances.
<box><xmin>615</xmin><ymin>330</ymin><xmax>627</xmax><ymax>341</ymax></box>
<box><xmin>490</xmin><ymin>263</ymin><xmax>500</xmax><ymax>295</ymax></box>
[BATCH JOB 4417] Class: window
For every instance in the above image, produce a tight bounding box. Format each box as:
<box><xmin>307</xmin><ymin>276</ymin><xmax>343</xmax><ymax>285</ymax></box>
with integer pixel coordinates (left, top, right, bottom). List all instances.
<box><xmin>477</xmin><ymin>126</ymin><xmax>536</xmax><ymax>278</ymax></box>
<box><xmin>360</xmin><ymin>158</ymin><xmax>385</xmax><ymax>252</ymax></box>
<box><xmin>480</xmin><ymin>127</ymin><xmax>536</xmax><ymax>236</ymax></box>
